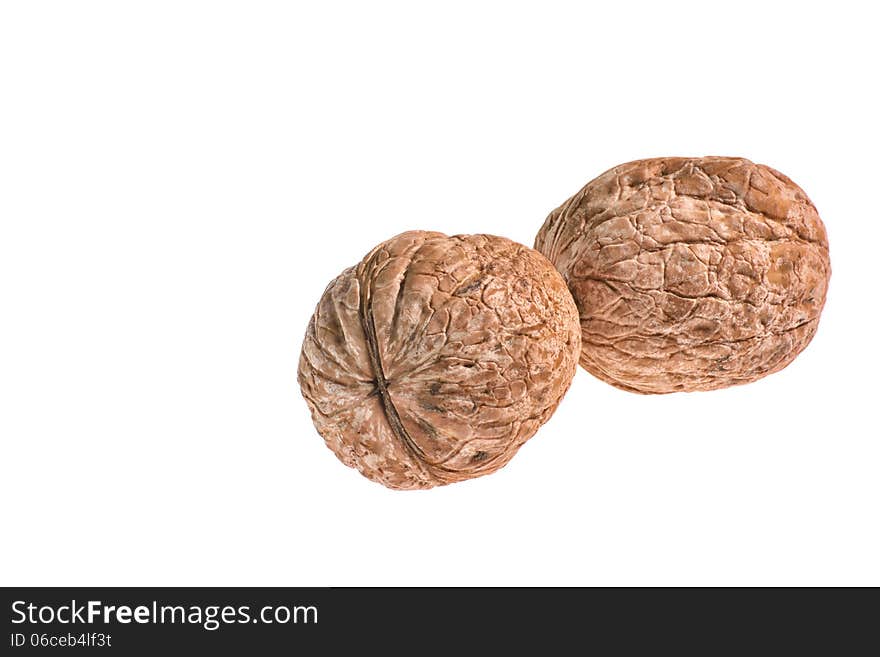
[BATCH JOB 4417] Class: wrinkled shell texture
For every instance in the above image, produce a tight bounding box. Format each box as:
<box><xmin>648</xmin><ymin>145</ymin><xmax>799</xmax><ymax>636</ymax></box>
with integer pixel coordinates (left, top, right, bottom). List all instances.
<box><xmin>299</xmin><ymin>231</ymin><xmax>581</xmax><ymax>490</ymax></box>
<box><xmin>535</xmin><ymin>157</ymin><xmax>830</xmax><ymax>394</ymax></box>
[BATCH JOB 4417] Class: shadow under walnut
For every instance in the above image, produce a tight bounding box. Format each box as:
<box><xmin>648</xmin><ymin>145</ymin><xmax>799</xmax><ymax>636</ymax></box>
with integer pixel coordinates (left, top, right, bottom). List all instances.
<box><xmin>299</xmin><ymin>230</ymin><xmax>581</xmax><ymax>489</ymax></box>
<box><xmin>535</xmin><ymin>156</ymin><xmax>831</xmax><ymax>394</ymax></box>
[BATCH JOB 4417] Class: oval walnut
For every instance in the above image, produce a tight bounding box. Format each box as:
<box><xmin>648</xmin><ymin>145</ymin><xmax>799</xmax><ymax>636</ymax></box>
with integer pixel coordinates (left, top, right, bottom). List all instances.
<box><xmin>535</xmin><ymin>157</ymin><xmax>831</xmax><ymax>394</ymax></box>
<box><xmin>299</xmin><ymin>231</ymin><xmax>581</xmax><ymax>489</ymax></box>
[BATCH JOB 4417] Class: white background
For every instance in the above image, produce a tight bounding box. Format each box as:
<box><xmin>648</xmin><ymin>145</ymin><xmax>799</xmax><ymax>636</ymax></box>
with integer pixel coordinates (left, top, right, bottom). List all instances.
<box><xmin>1</xmin><ymin>1</ymin><xmax>878</xmax><ymax>586</ymax></box>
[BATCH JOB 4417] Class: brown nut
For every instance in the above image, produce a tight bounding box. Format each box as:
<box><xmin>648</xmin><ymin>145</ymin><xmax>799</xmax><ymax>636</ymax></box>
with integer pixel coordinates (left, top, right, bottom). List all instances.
<box><xmin>535</xmin><ymin>156</ymin><xmax>831</xmax><ymax>394</ymax></box>
<box><xmin>299</xmin><ymin>231</ymin><xmax>581</xmax><ymax>489</ymax></box>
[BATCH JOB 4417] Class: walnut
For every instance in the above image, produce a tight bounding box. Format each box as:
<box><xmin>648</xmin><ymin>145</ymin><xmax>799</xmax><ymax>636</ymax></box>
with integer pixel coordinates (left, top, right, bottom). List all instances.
<box><xmin>535</xmin><ymin>157</ymin><xmax>830</xmax><ymax>394</ymax></box>
<box><xmin>299</xmin><ymin>231</ymin><xmax>581</xmax><ymax>489</ymax></box>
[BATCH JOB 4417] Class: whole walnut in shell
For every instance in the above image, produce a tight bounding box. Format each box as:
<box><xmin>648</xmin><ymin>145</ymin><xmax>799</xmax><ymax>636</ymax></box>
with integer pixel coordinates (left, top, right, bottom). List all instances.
<box><xmin>299</xmin><ymin>231</ymin><xmax>581</xmax><ymax>489</ymax></box>
<box><xmin>535</xmin><ymin>156</ymin><xmax>830</xmax><ymax>394</ymax></box>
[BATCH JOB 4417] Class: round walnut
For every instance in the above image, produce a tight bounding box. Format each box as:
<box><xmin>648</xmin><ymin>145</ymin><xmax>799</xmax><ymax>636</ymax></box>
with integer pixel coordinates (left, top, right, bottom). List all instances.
<box><xmin>535</xmin><ymin>156</ymin><xmax>830</xmax><ymax>394</ymax></box>
<box><xmin>299</xmin><ymin>231</ymin><xmax>581</xmax><ymax>490</ymax></box>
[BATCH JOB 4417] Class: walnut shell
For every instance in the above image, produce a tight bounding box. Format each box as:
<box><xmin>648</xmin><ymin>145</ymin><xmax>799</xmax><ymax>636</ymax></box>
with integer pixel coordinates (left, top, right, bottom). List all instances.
<box><xmin>299</xmin><ymin>231</ymin><xmax>581</xmax><ymax>489</ymax></box>
<box><xmin>535</xmin><ymin>157</ymin><xmax>831</xmax><ymax>394</ymax></box>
